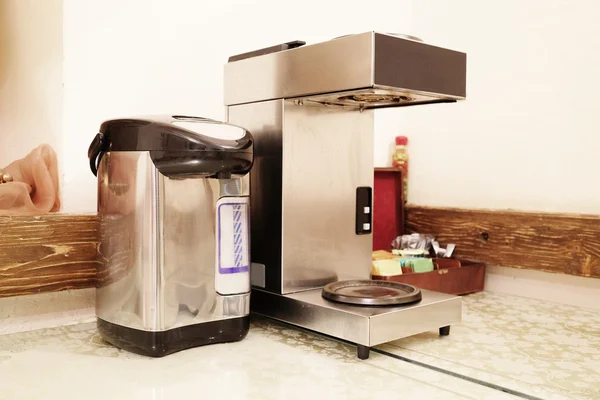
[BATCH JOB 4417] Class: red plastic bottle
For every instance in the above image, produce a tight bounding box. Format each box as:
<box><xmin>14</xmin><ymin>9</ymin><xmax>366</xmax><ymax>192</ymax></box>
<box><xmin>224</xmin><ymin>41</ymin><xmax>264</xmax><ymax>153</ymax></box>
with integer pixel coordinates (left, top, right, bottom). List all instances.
<box><xmin>392</xmin><ymin>136</ymin><xmax>408</xmax><ymax>202</ymax></box>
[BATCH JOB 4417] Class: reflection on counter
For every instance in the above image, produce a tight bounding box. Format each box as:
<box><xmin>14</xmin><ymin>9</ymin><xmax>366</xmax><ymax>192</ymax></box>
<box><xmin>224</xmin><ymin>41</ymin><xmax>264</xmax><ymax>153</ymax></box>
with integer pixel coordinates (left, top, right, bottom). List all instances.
<box><xmin>1</xmin><ymin>291</ymin><xmax>596</xmax><ymax>399</ymax></box>
<box><xmin>1</xmin><ymin>315</ymin><xmax>517</xmax><ymax>400</ymax></box>
<box><xmin>381</xmin><ymin>291</ymin><xmax>600</xmax><ymax>400</ymax></box>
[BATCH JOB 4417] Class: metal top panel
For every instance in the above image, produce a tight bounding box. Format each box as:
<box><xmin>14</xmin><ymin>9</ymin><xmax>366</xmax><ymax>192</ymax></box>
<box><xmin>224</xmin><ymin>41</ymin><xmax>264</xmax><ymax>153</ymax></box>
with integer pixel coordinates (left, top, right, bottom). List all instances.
<box><xmin>224</xmin><ymin>32</ymin><xmax>466</xmax><ymax>106</ymax></box>
<box><xmin>224</xmin><ymin>32</ymin><xmax>373</xmax><ymax>106</ymax></box>
<box><xmin>373</xmin><ymin>33</ymin><xmax>467</xmax><ymax>99</ymax></box>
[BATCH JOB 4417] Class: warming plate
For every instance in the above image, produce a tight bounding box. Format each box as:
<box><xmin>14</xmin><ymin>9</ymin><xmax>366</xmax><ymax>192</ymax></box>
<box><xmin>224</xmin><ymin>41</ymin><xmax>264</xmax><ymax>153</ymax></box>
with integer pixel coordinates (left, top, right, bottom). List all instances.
<box><xmin>251</xmin><ymin>287</ymin><xmax>461</xmax><ymax>359</ymax></box>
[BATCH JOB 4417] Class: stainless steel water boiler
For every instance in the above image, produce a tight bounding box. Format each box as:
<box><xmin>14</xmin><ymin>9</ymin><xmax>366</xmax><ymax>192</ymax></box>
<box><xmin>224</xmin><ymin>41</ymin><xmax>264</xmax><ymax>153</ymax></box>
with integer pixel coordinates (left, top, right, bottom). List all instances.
<box><xmin>88</xmin><ymin>115</ymin><xmax>253</xmax><ymax>356</ymax></box>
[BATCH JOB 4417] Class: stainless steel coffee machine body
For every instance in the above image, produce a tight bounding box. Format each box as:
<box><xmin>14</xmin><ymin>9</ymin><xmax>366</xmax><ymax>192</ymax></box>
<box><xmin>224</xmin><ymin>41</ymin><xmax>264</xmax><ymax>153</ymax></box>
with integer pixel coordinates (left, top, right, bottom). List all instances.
<box><xmin>225</xmin><ymin>32</ymin><xmax>467</xmax><ymax>359</ymax></box>
<box><xmin>227</xmin><ymin>99</ymin><xmax>375</xmax><ymax>294</ymax></box>
<box><xmin>88</xmin><ymin>115</ymin><xmax>254</xmax><ymax>357</ymax></box>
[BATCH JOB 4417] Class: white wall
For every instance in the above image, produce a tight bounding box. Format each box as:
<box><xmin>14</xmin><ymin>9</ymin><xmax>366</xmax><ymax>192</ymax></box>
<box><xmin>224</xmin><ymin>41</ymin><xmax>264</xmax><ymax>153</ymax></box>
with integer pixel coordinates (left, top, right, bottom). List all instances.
<box><xmin>402</xmin><ymin>0</ymin><xmax>600</xmax><ymax>214</ymax></box>
<box><xmin>10</xmin><ymin>1</ymin><xmax>596</xmax><ymax>215</ymax></box>
<box><xmin>0</xmin><ymin>0</ymin><xmax>63</xmax><ymax>169</ymax></box>
<box><xmin>62</xmin><ymin>0</ymin><xmax>413</xmax><ymax>212</ymax></box>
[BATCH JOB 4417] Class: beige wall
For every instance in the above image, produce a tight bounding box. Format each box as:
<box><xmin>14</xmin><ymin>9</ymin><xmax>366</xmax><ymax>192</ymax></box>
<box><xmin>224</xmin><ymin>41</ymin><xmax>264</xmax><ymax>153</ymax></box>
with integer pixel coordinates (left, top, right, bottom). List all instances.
<box><xmin>402</xmin><ymin>0</ymin><xmax>600</xmax><ymax>214</ymax></box>
<box><xmin>0</xmin><ymin>0</ymin><xmax>63</xmax><ymax>170</ymax></box>
<box><xmin>5</xmin><ymin>0</ymin><xmax>599</xmax><ymax>215</ymax></box>
<box><xmin>1</xmin><ymin>0</ymin><xmax>412</xmax><ymax>213</ymax></box>
<box><xmin>61</xmin><ymin>0</ymin><xmax>414</xmax><ymax>212</ymax></box>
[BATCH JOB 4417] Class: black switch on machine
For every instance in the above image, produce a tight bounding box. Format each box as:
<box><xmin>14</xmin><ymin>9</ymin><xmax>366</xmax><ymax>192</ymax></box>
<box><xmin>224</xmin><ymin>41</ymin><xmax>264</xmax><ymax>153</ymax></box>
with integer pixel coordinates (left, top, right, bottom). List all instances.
<box><xmin>355</xmin><ymin>187</ymin><xmax>372</xmax><ymax>235</ymax></box>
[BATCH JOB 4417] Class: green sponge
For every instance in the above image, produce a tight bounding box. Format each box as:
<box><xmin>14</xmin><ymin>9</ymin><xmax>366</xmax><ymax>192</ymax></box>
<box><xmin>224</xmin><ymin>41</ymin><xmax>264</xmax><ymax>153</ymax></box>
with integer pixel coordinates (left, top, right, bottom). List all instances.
<box><xmin>406</xmin><ymin>258</ymin><xmax>434</xmax><ymax>273</ymax></box>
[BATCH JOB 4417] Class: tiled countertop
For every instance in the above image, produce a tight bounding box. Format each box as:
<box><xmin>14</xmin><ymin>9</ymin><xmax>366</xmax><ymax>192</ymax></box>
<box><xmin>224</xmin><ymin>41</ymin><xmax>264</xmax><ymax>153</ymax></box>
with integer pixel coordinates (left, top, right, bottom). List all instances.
<box><xmin>380</xmin><ymin>292</ymin><xmax>600</xmax><ymax>400</ymax></box>
<box><xmin>1</xmin><ymin>292</ymin><xmax>596</xmax><ymax>399</ymax></box>
<box><xmin>0</xmin><ymin>316</ymin><xmax>517</xmax><ymax>400</ymax></box>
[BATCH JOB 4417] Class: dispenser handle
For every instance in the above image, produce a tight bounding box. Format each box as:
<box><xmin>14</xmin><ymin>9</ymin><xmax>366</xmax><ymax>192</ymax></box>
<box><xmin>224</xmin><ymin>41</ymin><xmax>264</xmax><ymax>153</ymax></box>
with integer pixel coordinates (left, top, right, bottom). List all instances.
<box><xmin>228</xmin><ymin>40</ymin><xmax>306</xmax><ymax>62</ymax></box>
<box><xmin>88</xmin><ymin>133</ymin><xmax>107</xmax><ymax>176</ymax></box>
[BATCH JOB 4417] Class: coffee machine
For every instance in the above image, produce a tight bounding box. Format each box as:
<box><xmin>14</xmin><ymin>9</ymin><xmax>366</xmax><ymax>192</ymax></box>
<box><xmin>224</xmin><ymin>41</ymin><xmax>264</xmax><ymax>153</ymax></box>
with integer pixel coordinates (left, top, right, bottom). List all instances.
<box><xmin>224</xmin><ymin>32</ymin><xmax>466</xmax><ymax>359</ymax></box>
<box><xmin>88</xmin><ymin>116</ymin><xmax>253</xmax><ymax>357</ymax></box>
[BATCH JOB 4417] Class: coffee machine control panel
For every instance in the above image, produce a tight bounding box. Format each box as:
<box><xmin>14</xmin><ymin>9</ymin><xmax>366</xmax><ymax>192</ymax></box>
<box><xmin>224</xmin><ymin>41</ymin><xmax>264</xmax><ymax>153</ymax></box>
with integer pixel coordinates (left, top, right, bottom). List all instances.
<box><xmin>355</xmin><ymin>187</ymin><xmax>372</xmax><ymax>235</ymax></box>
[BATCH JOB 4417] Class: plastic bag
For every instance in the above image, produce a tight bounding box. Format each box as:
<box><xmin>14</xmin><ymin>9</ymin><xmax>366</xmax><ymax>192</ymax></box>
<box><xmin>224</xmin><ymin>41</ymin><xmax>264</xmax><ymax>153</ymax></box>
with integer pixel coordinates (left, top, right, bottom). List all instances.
<box><xmin>0</xmin><ymin>144</ymin><xmax>60</xmax><ymax>216</ymax></box>
<box><xmin>391</xmin><ymin>233</ymin><xmax>435</xmax><ymax>251</ymax></box>
<box><xmin>391</xmin><ymin>233</ymin><xmax>456</xmax><ymax>258</ymax></box>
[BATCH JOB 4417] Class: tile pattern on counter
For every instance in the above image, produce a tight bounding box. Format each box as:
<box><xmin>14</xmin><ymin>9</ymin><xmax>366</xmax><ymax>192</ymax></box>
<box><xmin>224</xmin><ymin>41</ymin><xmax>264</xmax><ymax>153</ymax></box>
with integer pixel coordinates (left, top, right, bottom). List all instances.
<box><xmin>251</xmin><ymin>318</ymin><xmax>519</xmax><ymax>400</ymax></box>
<box><xmin>382</xmin><ymin>291</ymin><xmax>600</xmax><ymax>400</ymax></box>
<box><xmin>0</xmin><ymin>318</ymin><xmax>518</xmax><ymax>400</ymax></box>
<box><xmin>0</xmin><ymin>289</ymin><xmax>95</xmax><ymax>335</ymax></box>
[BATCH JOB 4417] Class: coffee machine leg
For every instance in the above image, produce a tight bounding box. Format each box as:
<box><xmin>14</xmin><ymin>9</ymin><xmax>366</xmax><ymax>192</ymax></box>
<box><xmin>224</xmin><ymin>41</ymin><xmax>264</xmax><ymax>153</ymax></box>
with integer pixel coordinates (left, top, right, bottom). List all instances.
<box><xmin>356</xmin><ymin>326</ymin><xmax>449</xmax><ymax>359</ymax></box>
<box><xmin>357</xmin><ymin>344</ymin><xmax>370</xmax><ymax>360</ymax></box>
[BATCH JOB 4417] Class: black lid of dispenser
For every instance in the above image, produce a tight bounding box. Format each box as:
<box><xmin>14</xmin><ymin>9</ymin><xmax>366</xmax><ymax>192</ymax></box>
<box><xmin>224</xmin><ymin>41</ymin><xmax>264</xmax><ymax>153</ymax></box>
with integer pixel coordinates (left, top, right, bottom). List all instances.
<box><xmin>88</xmin><ymin>115</ymin><xmax>253</xmax><ymax>178</ymax></box>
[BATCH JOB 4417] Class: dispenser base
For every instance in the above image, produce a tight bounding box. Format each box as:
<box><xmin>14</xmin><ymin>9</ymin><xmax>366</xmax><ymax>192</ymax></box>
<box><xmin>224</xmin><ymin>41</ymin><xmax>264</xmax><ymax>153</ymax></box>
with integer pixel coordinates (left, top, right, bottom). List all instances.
<box><xmin>97</xmin><ymin>316</ymin><xmax>250</xmax><ymax>357</ymax></box>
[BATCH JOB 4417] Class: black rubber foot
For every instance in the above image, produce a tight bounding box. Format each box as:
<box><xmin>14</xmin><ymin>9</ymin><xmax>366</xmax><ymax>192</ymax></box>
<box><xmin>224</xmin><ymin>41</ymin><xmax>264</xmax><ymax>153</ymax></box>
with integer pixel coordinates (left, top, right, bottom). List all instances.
<box><xmin>439</xmin><ymin>325</ymin><xmax>451</xmax><ymax>336</ymax></box>
<box><xmin>357</xmin><ymin>344</ymin><xmax>370</xmax><ymax>359</ymax></box>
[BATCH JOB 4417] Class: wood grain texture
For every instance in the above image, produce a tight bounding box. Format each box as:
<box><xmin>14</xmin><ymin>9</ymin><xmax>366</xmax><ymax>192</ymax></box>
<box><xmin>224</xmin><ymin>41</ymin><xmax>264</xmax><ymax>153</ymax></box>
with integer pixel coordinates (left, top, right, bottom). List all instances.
<box><xmin>405</xmin><ymin>206</ymin><xmax>600</xmax><ymax>278</ymax></box>
<box><xmin>3</xmin><ymin>205</ymin><xmax>599</xmax><ymax>298</ymax></box>
<box><xmin>96</xmin><ymin>214</ymin><xmax>135</xmax><ymax>287</ymax></box>
<box><xmin>0</xmin><ymin>214</ymin><xmax>100</xmax><ymax>298</ymax></box>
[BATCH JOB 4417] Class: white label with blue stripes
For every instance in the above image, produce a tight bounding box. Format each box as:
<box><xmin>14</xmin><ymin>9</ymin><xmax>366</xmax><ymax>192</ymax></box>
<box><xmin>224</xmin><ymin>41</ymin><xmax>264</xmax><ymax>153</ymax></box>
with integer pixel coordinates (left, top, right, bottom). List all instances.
<box><xmin>216</xmin><ymin>198</ymin><xmax>250</xmax><ymax>275</ymax></box>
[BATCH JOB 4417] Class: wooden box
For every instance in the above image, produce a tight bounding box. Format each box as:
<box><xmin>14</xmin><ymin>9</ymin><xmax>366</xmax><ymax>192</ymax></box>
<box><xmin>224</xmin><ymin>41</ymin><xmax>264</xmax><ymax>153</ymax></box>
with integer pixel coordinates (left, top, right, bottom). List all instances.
<box><xmin>372</xmin><ymin>258</ymin><xmax>485</xmax><ymax>295</ymax></box>
<box><xmin>373</xmin><ymin>168</ymin><xmax>485</xmax><ymax>295</ymax></box>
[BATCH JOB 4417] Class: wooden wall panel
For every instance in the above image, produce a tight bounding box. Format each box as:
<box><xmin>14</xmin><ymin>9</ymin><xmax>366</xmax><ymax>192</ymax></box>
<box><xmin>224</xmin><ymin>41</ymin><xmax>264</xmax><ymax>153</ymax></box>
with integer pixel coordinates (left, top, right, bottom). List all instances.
<box><xmin>0</xmin><ymin>215</ymin><xmax>99</xmax><ymax>297</ymax></box>
<box><xmin>405</xmin><ymin>206</ymin><xmax>600</xmax><ymax>278</ymax></box>
<box><xmin>3</xmin><ymin>205</ymin><xmax>600</xmax><ymax>299</ymax></box>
